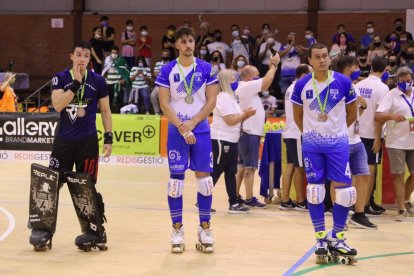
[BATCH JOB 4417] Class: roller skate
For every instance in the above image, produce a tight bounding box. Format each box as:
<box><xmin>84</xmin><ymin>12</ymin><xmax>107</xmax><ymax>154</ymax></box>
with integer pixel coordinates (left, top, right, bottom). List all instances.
<box><xmin>75</xmin><ymin>229</ymin><xmax>107</xmax><ymax>252</ymax></box>
<box><xmin>328</xmin><ymin>231</ymin><xmax>357</xmax><ymax>265</ymax></box>
<box><xmin>314</xmin><ymin>231</ymin><xmax>333</xmax><ymax>264</ymax></box>
<box><xmin>196</xmin><ymin>222</ymin><xmax>214</xmax><ymax>253</ymax></box>
<box><xmin>171</xmin><ymin>222</ymin><xmax>185</xmax><ymax>253</ymax></box>
<box><xmin>30</xmin><ymin>230</ymin><xmax>53</xmax><ymax>251</ymax></box>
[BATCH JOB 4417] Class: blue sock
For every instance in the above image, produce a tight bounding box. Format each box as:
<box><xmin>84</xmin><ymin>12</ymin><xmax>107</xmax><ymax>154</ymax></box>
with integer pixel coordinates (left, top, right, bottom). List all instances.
<box><xmin>168</xmin><ymin>196</ymin><xmax>183</xmax><ymax>225</ymax></box>
<box><xmin>308</xmin><ymin>202</ymin><xmax>325</xmax><ymax>233</ymax></box>
<box><xmin>332</xmin><ymin>203</ymin><xmax>349</xmax><ymax>238</ymax></box>
<box><xmin>197</xmin><ymin>192</ymin><xmax>212</xmax><ymax>225</ymax></box>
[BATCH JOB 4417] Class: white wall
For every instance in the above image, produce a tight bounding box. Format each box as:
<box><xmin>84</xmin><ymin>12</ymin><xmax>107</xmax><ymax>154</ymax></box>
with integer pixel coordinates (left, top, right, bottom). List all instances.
<box><xmin>0</xmin><ymin>0</ymin><xmax>72</xmax><ymax>13</ymax></box>
<box><xmin>320</xmin><ymin>0</ymin><xmax>414</xmax><ymax>11</ymax></box>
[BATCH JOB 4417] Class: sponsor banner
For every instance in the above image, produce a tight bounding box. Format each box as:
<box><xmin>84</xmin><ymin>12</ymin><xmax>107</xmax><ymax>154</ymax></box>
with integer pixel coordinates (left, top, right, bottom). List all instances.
<box><xmin>0</xmin><ymin>150</ymin><xmax>168</xmax><ymax>166</ymax></box>
<box><xmin>0</xmin><ymin>113</ymin><xmax>59</xmax><ymax>151</ymax></box>
<box><xmin>97</xmin><ymin>114</ymin><xmax>160</xmax><ymax>156</ymax></box>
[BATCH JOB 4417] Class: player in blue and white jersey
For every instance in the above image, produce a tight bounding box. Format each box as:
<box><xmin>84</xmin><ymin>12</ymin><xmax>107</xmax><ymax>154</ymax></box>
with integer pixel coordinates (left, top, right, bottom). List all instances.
<box><xmin>155</xmin><ymin>27</ymin><xmax>219</xmax><ymax>253</ymax></box>
<box><xmin>291</xmin><ymin>43</ymin><xmax>358</xmax><ymax>262</ymax></box>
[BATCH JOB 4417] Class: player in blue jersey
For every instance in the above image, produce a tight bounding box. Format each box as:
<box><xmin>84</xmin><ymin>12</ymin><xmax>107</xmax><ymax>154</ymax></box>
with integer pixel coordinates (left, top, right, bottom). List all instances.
<box><xmin>155</xmin><ymin>27</ymin><xmax>219</xmax><ymax>253</ymax></box>
<box><xmin>291</xmin><ymin>43</ymin><xmax>358</xmax><ymax>264</ymax></box>
<box><xmin>29</xmin><ymin>41</ymin><xmax>113</xmax><ymax>251</ymax></box>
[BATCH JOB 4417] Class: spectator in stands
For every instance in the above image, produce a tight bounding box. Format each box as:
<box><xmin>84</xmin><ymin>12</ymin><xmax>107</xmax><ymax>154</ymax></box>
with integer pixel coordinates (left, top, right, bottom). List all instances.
<box><xmin>162</xmin><ymin>25</ymin><xmax>176</xmax><ymax>61</ymax></box>
<box><xmin>137</xmin><ymin>25</ymin><xmax>153</xmax><ymax>67</ymax></box>
<box><xmin>196</xmin><ymin>44</ymin><xmax>210</xmax><ymax>61</ymax></box>
<box><xmin>151</xmin><ymin>49</ymin><xmax>170</xmax><ymax>115</ymax></box>
<box><xmin>386</xmin><ymin>18</ymin><xmax>413</xmax><ymax>42</ymax></box>
<box><xmin>100</xmin><ymin>16</ymin><xmax>115</xmax><ymax>55</ymax></box>
<box><xmin>255</xmin><ymin>23</ymin><xmax>271</xmax><ymax>59</ymax></box>
<box><xmin>0</xmin><ymin>72</ymin><xmax>17</xmax><ymax>112</ymax></box>
<box><xmin>358</xmin><ymin>49</ymin><xmax>370</xmax><ymax>80</ymax></box>
<box><xmin>182</xmin><ymin>20</ymin><xmax>191</xmax><ymax>28</ymax></box>
<box><xmin>230</xmin><ymin>24</ymin><xmax>250</xmax><ymax>65</ymax></box>
<box><xmin>207</xmin><ymin>30</ymin><xmax>231</xmax><ymax>64</ymax></box>
<box><xmin>121</xmin><ymin>19</ymin><xmax>137</xmax><ymax>69</ymax></box>
<box><xmin>387</xmin><ymin>53</ymin><xmax>399</xmax><ymax>78</ymax></box>
<box><xmin>102</xmin><ymin>46</ymin><xmax>130</xmax><ymax>113</ymax></box>
<box><xmin>331</xmin><ymin>23</ymin><xmax>355</xmax><ymax>45</ymax></box>
<box><xmin>400</xmin><ymin>45</ymin><xmax>414</xmax><ymax>72</ymax></box>
<box><xmin>210</xmin><ymin>50</ymin><xmax>226</xmax><ymax>76</ymax></box>
<box><xmin>329</xmin><ymin>32</ymin><xmax>349</xmax><ymax>58</ymax></box>
<box><xmin>196</xmin><ymin>21</ymin><xmax>214</xmax><ymax>51</ymax></box>
<box><xmin>90</xmin><ymin>27</ymin><xmax>105</xmax><ymax>74</ymax></box>
<box><xmin>298</xmin><ymin>27</ymin><xmax>317</xmax><ymax>52</ymax></box>
<box><xmin>231</xmin><ymin>54</ymin><xmax>248</xmax><ymax>80</ymax></box>
<box><xmin>129</xmin><ymin>56</ymin><xmax>152</xmax><ymax>114</ymax></box>
<box><xmin>386</xmin><ymin>32</ymin><xmax>401</xmax><ymax>55</ymax></box>
<box><xmin>368</xmin><ymin>35</ymin><xmax>388</xmax><ymax>64</ymax></box>
<box><xmin>279</xmin><ymin>32</ymin><xmax>302</xmax><ymax>95</ymax></box>
<box><xmin>242</xmin><ymin>24</ymin><xmax>256</xmax><ymax>64</ymax></box>
<box><xmin>360</xmin><ymin>21</ymin><xmax>375</xmax><ymax>49</ymax></box>
<box><xmin>260</xmin><ymin>90</ymin><xmax>277</xmax><ymax>118</ymax></box>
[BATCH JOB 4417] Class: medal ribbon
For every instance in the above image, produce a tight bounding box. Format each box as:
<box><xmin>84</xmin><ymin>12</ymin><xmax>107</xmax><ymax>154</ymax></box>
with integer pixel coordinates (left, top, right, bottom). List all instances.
<box><xmin>69</xmin><ymin>69</ymin><xmax>88</xmax><ymax>106</ymax></box>
<box><xmin>400</xmin><ymin>91</ymin><xmax>414</xmax><ymax>117</ymax></box>
<box><xmin>177</xmin><ymin>57</ymin><xmax>196</xmax><ymax>97</ymax></box>
<box><xmin>312</xmin><ymin>70</ymin><xmax>331</xmax><ymax>114</ymax></box>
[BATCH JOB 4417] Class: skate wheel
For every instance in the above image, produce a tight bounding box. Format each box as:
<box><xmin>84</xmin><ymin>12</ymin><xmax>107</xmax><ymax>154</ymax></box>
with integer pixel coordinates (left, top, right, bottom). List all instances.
<box><xmin>325</xmin><ymin>255</ymin><xmax>332</xmax><ymax>263</ymax></box>
<box><xmin>339</xmin><ymin>257</ymin><xmax>348</xmax><ymax>265</ymax></box>
<box><xmin>98</xmin><ymin>245</ymin><xmax>108</xmax><ymax>251</ymax></box>
<box><xmin>171</xmin><ymin>244</ymin><xmax>184</xmax><ymax>253</ymax></box>
<box><xmin>195</xmin><ymin>243</ymin><xmax>201</xmax><ymax>251</ymax></box>
<box><xmin>349</xmin><ymin>258</ymin><xmax>357</xmax><ymax>265</ymax></box>
<box><xmin>34</xmin><ymin>245</ymin><xmax>47</xmax><ymax>252</ymax></box>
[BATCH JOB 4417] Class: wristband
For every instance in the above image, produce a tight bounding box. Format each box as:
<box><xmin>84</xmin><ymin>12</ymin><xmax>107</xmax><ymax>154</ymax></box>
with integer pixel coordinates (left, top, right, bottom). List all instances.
<box><xmin>104</xmin><ymin>132</ymin><xmax>113</xmax><ymax>144</ymax></box>
<box><xmin>67</xmin><ymin>80</ymin><xmax>81</xmax><ymax>93</ymax></box>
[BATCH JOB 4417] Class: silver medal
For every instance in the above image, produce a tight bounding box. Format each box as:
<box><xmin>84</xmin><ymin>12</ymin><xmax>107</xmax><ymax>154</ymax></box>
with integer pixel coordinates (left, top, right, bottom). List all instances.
<box><xmin>318</xmin><ymin>112</ymin><xmax>328</xmax><ymax>122</ymax></box>
<box><xmin>184</xmin><ymin>95</ymin><xmax>194</xmax><ymax>104</ymax></box>
<box><xmin>77</xmin><ymin>107</ymin><xmax>86</xmax><ymax>117</ymax></box>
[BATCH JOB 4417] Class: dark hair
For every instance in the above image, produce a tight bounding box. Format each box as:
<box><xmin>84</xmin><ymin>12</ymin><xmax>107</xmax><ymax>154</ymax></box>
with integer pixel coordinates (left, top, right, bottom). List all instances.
<box><xmin>210</xmin><ymin>50</ymin><xmax>224</xmax><ymax>63</ymax></box>
<box><xmin>231</xmin><ymin>24</ymin><xmax>240</xmax><ymax>30</ymax></box>
<box><xmin>167</xmin><ymin>24</ymin><xmax>176</xmax><ymax>31</ymax></box>
<box><xmin>394</xmin><ymin>18</ymin><xmax>403</xmax><ymax>24</ymax></box>
<box><xmin>214</xmin><ymin>29</ymin><xmax>222</xmax><ymax>35</ymax></box>
<box><xmin>336</xmin><ymin>56</ymin><xmax>358</xmax><ymax>74</ymax></box>
<box><xmin>337</xmin><ymin>23</ymin><xmax>345</xmax><ymax>29</ymax></box>
<box><xmin>92</xmin><ymin>26</ymin><xmax>100</xmax><ymax>34</ymax></box>
<box><xmin>366</xmin><ymin>21</ymin><xmax>374</xmax><ymax>26</ymax></box>
<box><xmin>305</xmin><ymin>27</ymin><xmax>313</xmax><ymax>32</ymax></box>
<box><xmin>100</xmin><ymin>16</ymin><xmax>109</xmax><ymax>22</ymax></box>
<box><xmin>371</xmin><ymin>57</ymin><xmax>387</xmax><ymax>73</ymax></box>
<box><xmin>388</xmin><ymin>53</ymin><xmax>398</xmax><ymax>59</ymax></box>
<box><xmin>308</xmin><ymin>43</ymin><xmax>328</xmax><ymax>58</ymax></box>
<box><xmin>335</xmin><ymin>32</ymin><xmax>348</xmax><ymax>45</ymax></box>
<box><xmin>73</xmin><ymin>41</ymin><xmax>91</xmax><ymax>52</ymax></box>
<box><xmin>140</xmin><ymin>25</ymin><xmax>148</xmax><ymax>31</ymax></box>
<box><xmin>296</xmin><ymin>64</ymin><xmax>310</xmax><ymax>78</ymax></box>
<box><xmin>126</xmin><ymin>19</ymin><xmax>133</xmax><ymax>26</ymax></box>
<box><xmin>174</xmin><ymin>26</ymin><xmax>195</xmax><ymax>40</ymax></box>
<box><xmin>136</xmin><ymin>56</ymin><xmax>148</xmax><ymax>67</ymax></box>
<box><xmin>261</xmin><ymin>23</ymin><xmax>270</xmax><ymax>30</ymax></box>
<box><xmin>358</xmin><ymin>48</ymin><xmax>368</xmax><ymax>57</ymax></box>
<box><xmin>110</xmin><ymin>45</ymin><xmax>119</xmax><ymax>52</ymax></box>
<box><xmin>231</xmin><ymin>55</ymin><xmax>248</xmax><ymax>70</ymax></box>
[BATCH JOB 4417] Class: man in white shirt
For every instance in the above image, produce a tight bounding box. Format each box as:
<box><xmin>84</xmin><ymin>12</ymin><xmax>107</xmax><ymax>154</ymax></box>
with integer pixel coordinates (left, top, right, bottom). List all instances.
<box><xmin>355</xmin><ymin>57</ymin><xmax>389</xmax><ymax>215</ymax></box>
<box><xmin>280</xmin><ymin>64</ymin><xmax>311</xmax><ymax>211</ymax></box>
<box><xmin>207</xmin><ymin>30</ymin><xmax>231</xmax><ymax>64</ymax></box>
<box><xmin>235</xmin><ymin>53</ymin><xmax>280</xmax><ymax>208</ymax></box>
<box><xmin>375</xmin><ymin>66</ymin><xmax>414</xmax><ymax>221</ymax></box>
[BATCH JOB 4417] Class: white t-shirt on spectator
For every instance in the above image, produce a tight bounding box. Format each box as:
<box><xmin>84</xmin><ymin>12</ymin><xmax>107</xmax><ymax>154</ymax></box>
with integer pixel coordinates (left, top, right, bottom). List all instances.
<box><xmin>261</xmin><ymin>95</ymin><xmax>277</xmax><ymax>112</ymax></box>
<box><xmin>236</xmin><ymin>78</ymin><xmax>265</xmax><ymax>136</ymax></box>
<box><xmin>355</xmin><ymin>75</ymin><xmax>389</xmax><ymax>139</ymax></box>
<box><xmin>207</xmin><ymin>42</ymin><xmax>231</xmax><ymax>64</ymax></box>
<box><xmin>258</xmin><ymin>41</ymin><xmax>282</xmax><ymax>65</ymax></box>
<box><xmin>231</xmin><ymin>39</ymin><xmax>249</xmax><ymax>62</ymax></box>
<box><xmin>284</xmin><ymin>81</ymin><xmax>301</xmax><ymax>139</ymax></box>
<box><xmin>210</xmin><ymin>92</ymin><xmax>243</xmax><ymax>143</ymax></box>
<box><xmin>376</xmin><ymin>87</ymin><xmax>414</xmax><ymax>150</ymax></box>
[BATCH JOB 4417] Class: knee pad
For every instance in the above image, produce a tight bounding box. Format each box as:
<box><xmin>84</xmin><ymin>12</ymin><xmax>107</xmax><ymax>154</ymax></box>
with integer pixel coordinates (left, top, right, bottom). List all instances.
<box><xmin>168</xmin><ymin>179</ymin><xmax>184</xmax><ymax>198</ymax></box>
<box><xmin>306</xmin><ymin>184</ymin><xmax>326</xmax><ymax>204</ymax></box>
<box><xmin>335</xmin><ymin>186</ymin><xmax>357</xmax><ymax>207</ymax></box>
<box><xmin>197</xmin><ymin>176</ymin><xmax>214</xmax><ymax>196</ymax></box>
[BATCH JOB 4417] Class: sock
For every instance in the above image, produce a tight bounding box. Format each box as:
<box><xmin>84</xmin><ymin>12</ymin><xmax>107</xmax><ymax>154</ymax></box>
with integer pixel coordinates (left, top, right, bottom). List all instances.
<box><xmin>197</xmin><ymin>192</ymin><xmax>212</xmax><ymax>225</ymax></box>
<box><xmin>168</xmin><ymin>195</ymin><xmax>183</xmax><ymax>225</ymax></box>
<box><xmin>308</xmin><ymin>202</ymin><xmax>325</xmax><ymax>233</ymax></box>
<box><xmin>332</xmin><ymin>203</ymin><xmax>349</xmax><ymax>238</ymax></box>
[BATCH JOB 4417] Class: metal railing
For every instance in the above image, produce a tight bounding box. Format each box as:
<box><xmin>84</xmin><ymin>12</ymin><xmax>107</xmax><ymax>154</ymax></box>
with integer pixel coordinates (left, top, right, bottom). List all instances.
<box><xmin>24</xmin><ymin>79</ymin><xmax>52</xmax><ymax>112</ymax></box>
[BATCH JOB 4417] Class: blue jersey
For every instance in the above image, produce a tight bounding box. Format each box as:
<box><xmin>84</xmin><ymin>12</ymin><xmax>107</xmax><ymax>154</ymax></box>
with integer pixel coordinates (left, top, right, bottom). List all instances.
<box><xmin>291</xmin><ymin>71</ymin><xmax>356</xmax><ymax>153</ymax></box>
<box><xmin>155</xmin><ymin>57</ymin><xmax>218</xmax><ymax>134</ymax></box>
<box><xmin>52</xmin><ymin>69</ymin><xmax>108</xmax><ymax>140</ymax></box>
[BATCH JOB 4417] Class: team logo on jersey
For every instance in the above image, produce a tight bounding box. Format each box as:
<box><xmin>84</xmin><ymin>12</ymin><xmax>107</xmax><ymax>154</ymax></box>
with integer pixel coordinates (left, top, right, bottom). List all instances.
<box><xmin>173</xmin><ymin>73</ymin><xmax>180</xmax><ymax>82</ymax></box>
<box><xmin>330</xmin><ymin>89</ymin><xmax>339</xmax><ymax>99</ymax></box>
<box><xmin>306</xmin><ymin>90</ymin><xmax>313</xmax><ymax>99</ymax></box>
<box><xmin>194</xmin><ymin>72</ymin><xmax>203</xmax><ymax>83</ymax></box>
<box><xmin>66</xmin><ymin>105</ymin><xmax>79</xmax><ymax>124</ymax></box>
<box><xmin>349</xmin><ymin>86</ymin><xmax>356</xmax><ymax>96</ymax></box>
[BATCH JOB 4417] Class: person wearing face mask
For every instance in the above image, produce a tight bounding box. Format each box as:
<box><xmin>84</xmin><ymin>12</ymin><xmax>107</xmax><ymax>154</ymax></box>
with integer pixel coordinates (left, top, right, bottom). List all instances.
<box><xmin>231</xmin><ymin>55</ymin><xmax>248</xmax><ymax>80</ymax></box>
<box><xmin>355</xmin><ymin>57</ymin><xmax>389</xmax><ymax>216</ymax></box>
<box><xmin>297</xmin><ymin>27</ymin><xmax>317</xmax><ymax>53</ymax></box>
<box><xmin>375</xmin><ymin>66</ymin><xmax>414</xmax><ymax>221</ymax></box>
<box><xmin>358</xmin><ymin>49</ymin><xmax>370</xmax><ymax>80</ymax></box>
<box><xmin>331</xmin><ymin>24</ymin><xmax>355</xmax><ymax>45</ymax></box>
<box><xmin>0</xmin><ymin>72</ymin><xmax>18</xmax><ymax>112</ymax></box>
<box><xmin>386</xmin><ymin>18</ymin><xmax>413</xmax><ymax>43</ymax></box>
<box><xmin>387</xmin><ymin>53</ymin><xmax>399</xmax><ymax>78</ymax></box>
<box><xmin>242</xmin><ymin>25</ymin><xmax>256</xmax><ymax>64</ymax></box>
<box><xmin>137</xmin><ymin>25</ymin><xmax>153</xmax><ymax>67</ymax></box>
<box><xmin>230</xmin><ymin>24</ymin><xmax>250</xmax><ymax>66</ymax></box>
<box><xmin>329</xmin><ymin>32</ymin><xmax>349</xmax><ymax>58</ymax></box>
<box><xmin>255</xmin><ymin>23</ymin><xmax>271</xmax><ymax>59</ymax></box>
<box><xmin>151</xmin><ymin>50</ymin><xmax>171</xmax><ymax>115</ymax></box>
<box><xmin>258</xmin><ymin>32</ymin><xmax>282</xmax><ymax>96</ymax></box>
<box><xmin>401</xmin><ymin>45</ymin><xmax>414</xmax><ymax>72</ymax></box>
<box><xmin>235</xmin><ymin>53</ymin><xmax>280</xmax><ymax>208</ymax></box>
<box><xmin>197</xmin><ymin>45</ymin><xmax>210</xmax><ymax>61</ymax></box>
<box><xmin>368</xmin><ymin>36</ymin><xmax>387</xmax><ymax>64</ymax></box>
<box><xmin>279</xmin><ymin>32</ymin><xmax>303</xmax><ymax>96</ymax></box>
<box><xmin>210</xmin><ymin>69</ymin><xmax>256</xmax><ymax>214</ymax></box>
<box><xmin>207</xmin><ymin>30</ymin><xmax>231</xmax><ymax>64</ymax></box>
<box><xmin>99</xmin><ymin>16</ymin><xmax>115</xmax><ymax>55</ymax></box>
<box><xmin>89</xmin><ymin>26</ymin><xmax>105</xmax><ymax>74</ymax></box>
<box><xmin>210</xmin><ymin>51</ymin><xmax>226</xmax><ymax>76</ymax></box>
<box><xmin>361</xmin><ymin>21</ymin><xmax>376</xmax><ymax>49</ymax></box>
<box><xmin>385</xmin><ymin>32</ymin><xmax>401</xmax><ymax>55</ymax></box>
<box><xmin>129</xmin><ymin>57</ymin><xmax>152</xmax><ymax>114</ymax></box>
<box><xmin>121</xmin><ymin>19</ymin><xmax>137</xmax><ymax>70</ymax></box>
<box><xmin>102</xmin><ymin>46</ymin><xmax>130</xmax><ymax>113</ymax></box>
<box><xmin>196</xmin><ymin>21</ymin><xmax>214</xmax><ymax>51</ymax></box>
<box><xmin>260</xmin><ymin>90</ymin><xmax>277</xmax><ymax>118</ymax></box>
<box><xmin>162</xmin><ymin>25</ymin><xmax>177</xmax><ymax>61</ymax></box>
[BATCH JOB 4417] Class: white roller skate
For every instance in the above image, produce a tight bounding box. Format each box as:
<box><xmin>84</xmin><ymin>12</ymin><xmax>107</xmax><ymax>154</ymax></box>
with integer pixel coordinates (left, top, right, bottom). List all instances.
<box><xmin>196</xmin><ymin>222</ymin><xmax>214</xmax><ymax>253</ymax></box>
<box><xmin>171</xmin><ymin>223</ymin><xmax>185</xmax><ymax>253</ymax></box>
<box><xmin>314</xmin><ymin>231</ymin><xmax>333</xmax><ymax>264</ymax></box>
<box><xmin>328</xmin><ymin>231</ymin><xmax>357</xmax><ymax>265</ymax></box>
